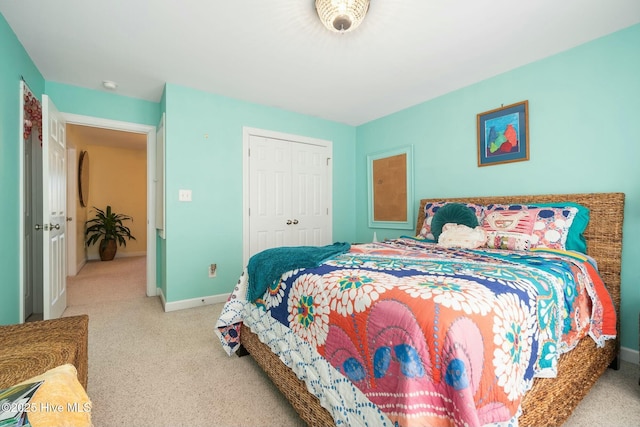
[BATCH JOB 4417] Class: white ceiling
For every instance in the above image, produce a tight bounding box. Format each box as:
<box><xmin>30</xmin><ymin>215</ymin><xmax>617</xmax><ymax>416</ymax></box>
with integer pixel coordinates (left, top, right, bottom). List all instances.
<box><xmin>2</xmin><ymin>0</ymin><xmax>639</xmax><ymax>126</ymax></box>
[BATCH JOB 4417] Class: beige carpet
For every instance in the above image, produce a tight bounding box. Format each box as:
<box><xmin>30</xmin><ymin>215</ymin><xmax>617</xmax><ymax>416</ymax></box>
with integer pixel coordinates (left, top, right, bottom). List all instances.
<box><xmin>66</xmin><ymin>257</ymin><xmax>148</xmax><ymax>306</ymax></box>
<box><xmin>63</xmin><ymin>257</ymin><xmax>640</xmax><ymax>427</ymax></box>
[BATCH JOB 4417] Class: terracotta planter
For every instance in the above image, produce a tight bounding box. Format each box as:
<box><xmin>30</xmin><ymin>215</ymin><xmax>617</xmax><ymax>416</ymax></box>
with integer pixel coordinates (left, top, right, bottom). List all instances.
<box><xmin>99</xmin><ymin>239</ymin><xmax>118</xmax><ymax>261</ymax></box>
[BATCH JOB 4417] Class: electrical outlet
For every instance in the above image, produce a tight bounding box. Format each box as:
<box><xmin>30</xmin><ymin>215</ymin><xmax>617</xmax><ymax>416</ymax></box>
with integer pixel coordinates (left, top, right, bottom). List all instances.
<box><xmin>209</xmin><ymin>263</ymin><xmax>217</xmax><ymax>278</ymax></box>
<box><xmin>178</xmin><ymin>189</ymin><xmax>192</xmax><ymax>202</ymax></box>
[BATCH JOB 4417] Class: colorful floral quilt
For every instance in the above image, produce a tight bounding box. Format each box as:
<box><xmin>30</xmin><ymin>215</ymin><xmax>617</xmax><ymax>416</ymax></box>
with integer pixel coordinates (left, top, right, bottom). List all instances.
<box><xmin>216</xmin><ymin>238</ymin><xmax>616</xmax><ymax>427</ymax></box>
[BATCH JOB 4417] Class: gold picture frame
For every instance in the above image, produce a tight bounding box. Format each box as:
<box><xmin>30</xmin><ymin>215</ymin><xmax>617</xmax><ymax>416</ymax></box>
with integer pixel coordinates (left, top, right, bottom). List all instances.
<box><xmin>477</xmin><ymin>100</ymin><xmax>529</xmax><ymax>167</ymax></box>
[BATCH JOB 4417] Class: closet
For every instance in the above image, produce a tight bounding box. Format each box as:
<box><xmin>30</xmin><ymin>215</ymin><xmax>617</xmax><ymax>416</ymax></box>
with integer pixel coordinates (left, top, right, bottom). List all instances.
<box><xmin>247</xmin><ymin>132</ymin><xmax>332</xmax><ymax>258</ymax></box>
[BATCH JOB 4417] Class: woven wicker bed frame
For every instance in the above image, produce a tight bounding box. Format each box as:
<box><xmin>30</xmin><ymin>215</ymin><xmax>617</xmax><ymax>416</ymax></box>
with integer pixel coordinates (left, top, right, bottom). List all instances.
<box><xmin>240</xmin><ymin>192</ymin><xmax>624</xmax><ymax>427</ymax></box>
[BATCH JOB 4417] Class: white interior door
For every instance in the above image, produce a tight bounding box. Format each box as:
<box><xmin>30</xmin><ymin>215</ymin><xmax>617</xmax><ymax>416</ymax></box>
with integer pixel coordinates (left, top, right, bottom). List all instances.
<box><xmin>248</xmin><ymin>134</ymin><xmax>331</xmax><ymax>258</ymax></box>
<box><xmin>42</xmin><ymin>95</ymin><xmax>67</xmax><ymax>319</ymax></box>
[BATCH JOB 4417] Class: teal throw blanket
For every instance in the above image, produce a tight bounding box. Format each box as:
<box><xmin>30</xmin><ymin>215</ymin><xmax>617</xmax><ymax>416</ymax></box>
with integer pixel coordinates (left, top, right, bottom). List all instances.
<box><xmin>247</xmin><ymin>242</ymin><xmax>351</xmax><ymax>302</ymax></box>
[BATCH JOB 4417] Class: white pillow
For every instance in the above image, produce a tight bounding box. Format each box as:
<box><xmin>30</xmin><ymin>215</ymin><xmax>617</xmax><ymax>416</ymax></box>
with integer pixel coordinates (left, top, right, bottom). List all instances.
<box><xmin>437</xmin><ymin>223</ymin><xmax>487</xmax><ymax>249</ymax></box>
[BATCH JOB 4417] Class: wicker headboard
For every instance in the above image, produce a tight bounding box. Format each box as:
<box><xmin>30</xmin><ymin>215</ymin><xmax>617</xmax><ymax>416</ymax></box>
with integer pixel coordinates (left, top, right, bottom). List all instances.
<box><xmin>416</xmin><ymin>193</ymin><xmax>625</xmax><ymax>321</ymax></box>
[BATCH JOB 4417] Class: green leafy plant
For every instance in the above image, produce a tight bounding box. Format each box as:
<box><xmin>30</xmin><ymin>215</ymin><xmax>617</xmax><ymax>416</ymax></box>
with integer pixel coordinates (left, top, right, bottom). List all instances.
<box><xmin>85</xmin><ymin>205</ymin><xmax>136</xmax><ymax>249</ymax></box>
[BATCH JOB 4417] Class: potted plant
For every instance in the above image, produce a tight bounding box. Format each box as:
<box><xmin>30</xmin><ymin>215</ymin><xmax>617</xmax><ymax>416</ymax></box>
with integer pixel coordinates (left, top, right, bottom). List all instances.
<box><xmin>85</xmin><ymin>205</ymin><xmax>136</xmax><ymax>261</ymax></box>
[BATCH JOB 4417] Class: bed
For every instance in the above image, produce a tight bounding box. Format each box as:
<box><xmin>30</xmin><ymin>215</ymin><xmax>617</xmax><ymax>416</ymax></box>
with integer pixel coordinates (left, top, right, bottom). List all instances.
<box><xmin>217</xmin><ymin>192</ymin><xmax>624</xmax><ymax>427</ymax></box>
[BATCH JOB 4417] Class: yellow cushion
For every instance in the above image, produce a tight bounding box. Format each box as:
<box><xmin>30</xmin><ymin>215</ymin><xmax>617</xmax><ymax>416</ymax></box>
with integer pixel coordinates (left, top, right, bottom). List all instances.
<box><xmin>15</xmin><ymin>364</ymin><xmax>92</xmax><ymax>427</ymax></box>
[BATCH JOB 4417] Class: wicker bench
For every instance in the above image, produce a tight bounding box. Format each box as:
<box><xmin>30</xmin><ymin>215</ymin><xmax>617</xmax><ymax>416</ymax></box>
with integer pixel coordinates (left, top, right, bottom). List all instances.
<box><xmin>0</xmin><ymin>315</ymin><xmax>89</xmax><ymax>390</ymax></box>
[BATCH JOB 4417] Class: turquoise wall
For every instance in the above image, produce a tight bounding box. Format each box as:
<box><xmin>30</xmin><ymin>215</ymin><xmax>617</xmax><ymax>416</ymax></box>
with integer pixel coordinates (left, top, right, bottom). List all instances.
<box><xmin>0</xmin><ymin>14</ymin><xmax>44</xmax><ymax>324</ymax></box>
<box><xmin>162</xmin><ymin>84</ymin><xmax>356</xmax><ymax>302</ymax></box>
<box><xmin>45</xmin><ymin>82</ymin><xmax>160</xmax><ymax>126</ymax></box>
<box><xmin>356</xmin><ymin>24</ymin><xmax>640</xmax><ymax>351</ymax></box>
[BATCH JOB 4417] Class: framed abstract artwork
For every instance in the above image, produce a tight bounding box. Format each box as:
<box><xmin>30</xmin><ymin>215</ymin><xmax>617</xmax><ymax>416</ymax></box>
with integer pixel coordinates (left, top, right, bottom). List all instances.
<box><xmin>367</xmin><ymin>145</ymin><xmax>414</xmax><ymax>229</ymax></box>
<box><xmin>477</xmin><ymin>100</ymin><xmax>529</xmax><ymax>167</ymax></box>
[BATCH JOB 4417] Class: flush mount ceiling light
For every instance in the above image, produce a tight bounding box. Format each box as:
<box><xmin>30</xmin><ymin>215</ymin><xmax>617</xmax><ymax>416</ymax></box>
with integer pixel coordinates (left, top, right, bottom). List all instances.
<box><xmin>315</xmin><ymin>0</ymin><xmax>370</xmax><ymax>33</ymax></box>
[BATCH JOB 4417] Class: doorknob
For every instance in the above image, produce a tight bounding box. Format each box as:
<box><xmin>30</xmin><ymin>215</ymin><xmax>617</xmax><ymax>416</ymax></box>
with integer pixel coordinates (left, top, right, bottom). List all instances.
<box><xmin>34</xmin><ymin>224</ymin><xmax>43</xmax><ymax>231</ymax></box>
<box><xmin>293</xmin><ymin>219</ymin><xmax>299</xmax><ymax>224</ymax></box>
<box><xmin>286</xmin><ymin>220</ymin><xmax>292</xmax><ymax>225</ymax></box>
<box><xmin>49</xmin><ymin>223</ymin><xmax>60</xmax><ymax>230</ymax></box>
<box><xmin>66</xmin><ymin>217</ymin><xmax>73</xmax><ymax>222</ymax></box>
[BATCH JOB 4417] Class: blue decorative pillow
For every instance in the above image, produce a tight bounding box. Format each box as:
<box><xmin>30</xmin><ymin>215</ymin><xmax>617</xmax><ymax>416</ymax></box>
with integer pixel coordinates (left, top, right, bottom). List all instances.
<box><xmin>431</xmin><ymin>203</ymin><xmax>479</xmax><ymax>241</ymax></box>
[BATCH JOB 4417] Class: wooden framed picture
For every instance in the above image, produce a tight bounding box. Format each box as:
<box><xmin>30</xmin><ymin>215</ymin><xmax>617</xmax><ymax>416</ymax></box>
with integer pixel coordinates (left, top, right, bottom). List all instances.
<box><xmin>477</xmin><ymin>100</ymin><xmax>529</xmax><ymax>167</ymax></box>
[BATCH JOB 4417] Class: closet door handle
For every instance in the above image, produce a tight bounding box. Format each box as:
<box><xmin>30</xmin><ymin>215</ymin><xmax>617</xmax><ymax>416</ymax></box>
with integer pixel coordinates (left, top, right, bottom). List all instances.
<box><xmin>286</xmin><ymin>220</ymin><xmax>292</xmax><ymax>225</ymax></box>
<box><xmin>293</xmin><ymin>219</ymin><xmax>299</xmax><ymax>225</ymax></box>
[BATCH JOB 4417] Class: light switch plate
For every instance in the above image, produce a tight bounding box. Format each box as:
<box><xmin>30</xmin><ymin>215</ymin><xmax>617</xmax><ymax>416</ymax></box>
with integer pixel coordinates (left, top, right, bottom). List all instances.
<box><xmin>178</xmin><ymin>189</ymin><xmax>192</xmax><ymax>202</ymax></box>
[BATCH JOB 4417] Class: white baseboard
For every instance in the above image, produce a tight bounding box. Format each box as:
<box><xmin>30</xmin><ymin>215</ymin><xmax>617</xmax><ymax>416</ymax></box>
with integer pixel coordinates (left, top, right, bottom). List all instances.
<box><xmin>87</xmin><ymin>251</ymin><xmax>147</xmax><ymax>261</ymax></box>
<box><xmin>158</xmin><ymin>288</ymin><xmax>166</xmax><ymax>306</ymax></box>
<box><xmin>620</xmin><ymin>345</ymin><xmax>639</xmax><ymax>365</ymax></box>
<box><xmin>68</xmin><ymin>258</ymin><xmax>87</xmax><ymax>277</ymax></box>
<box><xmin>158</xmin><ymin>290</ymin><xmax>229</xmax><ymax>312</ymax></box>
<box><xmin>77</xmin><ymin>258</ymin><xmax>86</xmax><ymax>273</ymax></box>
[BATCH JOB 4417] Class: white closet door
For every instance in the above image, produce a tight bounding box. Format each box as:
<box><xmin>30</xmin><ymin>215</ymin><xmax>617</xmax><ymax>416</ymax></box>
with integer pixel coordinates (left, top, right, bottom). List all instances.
<box><xmin>248</xmin><ymin>134</ymin><xmax>330</xmax><ymax>258</ymax></box>
<box><xmin>249</xmin><ymin>136</ymin><xmax>293</xmax><ymax>256</ymax></box>
<box><xmin>289</xmin><ymin>142</ymin><xmax>330</xmax><ymax>247</ymax></box>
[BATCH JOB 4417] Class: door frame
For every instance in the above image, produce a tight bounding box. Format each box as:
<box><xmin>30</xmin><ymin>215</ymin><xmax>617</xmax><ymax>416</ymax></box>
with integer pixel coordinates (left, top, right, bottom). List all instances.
<box><xmin>63</xmin><ymin>113</ymin><xmax>157</xmax><ymax>299</ymax></box>
<box><xmin>66</xmin><ymin>146</ymin><xmax>78</xmax><ymax>276</ymax></box>
<box><xmin>19</xmin><ymin>112</ymin><xmax>158</xmax><ymax>322</ymax></box>
<box><xmin>242</xmin><ymin>126</ymin><xmax>333</xmax><ymax>265</ymax></box>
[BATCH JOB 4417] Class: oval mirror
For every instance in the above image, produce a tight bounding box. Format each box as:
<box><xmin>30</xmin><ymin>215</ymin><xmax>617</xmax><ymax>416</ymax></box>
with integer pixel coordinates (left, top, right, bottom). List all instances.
<box><xmin>78</xmin><ymin>150</ymin><xmax>90</xmax><ymax>207</ymax></box>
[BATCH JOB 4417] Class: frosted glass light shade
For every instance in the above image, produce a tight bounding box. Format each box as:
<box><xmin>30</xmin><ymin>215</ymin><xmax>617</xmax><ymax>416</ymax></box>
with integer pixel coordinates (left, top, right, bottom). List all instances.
<box><xmin>315</xmin><ymin>0</ymin><xmax>370</xmax><ymax>33</ymax></box>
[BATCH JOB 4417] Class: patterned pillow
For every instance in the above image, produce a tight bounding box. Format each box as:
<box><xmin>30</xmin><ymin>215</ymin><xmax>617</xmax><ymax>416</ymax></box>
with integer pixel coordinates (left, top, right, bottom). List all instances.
<box><xmin>483</xmin><ymin>208</ymin><xmax>539</xmax><ymax>250</ymax></box>
<box><xmin>483</xmin><ymin>204</ymin><xmax>578</xmax><ymax>251</ymax></box>
<box><xmin>530</xmin><ymin>202</ymin><xmax>589</xmax><ymax>253</ymax></box>
<box><xmin>419</xmin><ymin>202</ymin><xmax>484</xmax><ymax>240</ymax></box>
<box><xmin>14</xmin><ymin>364</ymin><xmax>92</xmax><ymax>427</ymax></box>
